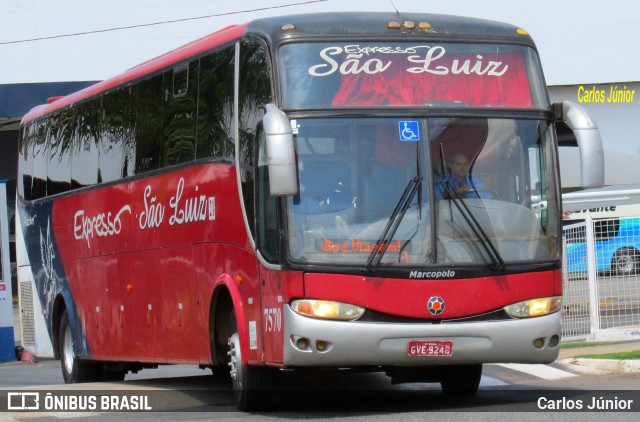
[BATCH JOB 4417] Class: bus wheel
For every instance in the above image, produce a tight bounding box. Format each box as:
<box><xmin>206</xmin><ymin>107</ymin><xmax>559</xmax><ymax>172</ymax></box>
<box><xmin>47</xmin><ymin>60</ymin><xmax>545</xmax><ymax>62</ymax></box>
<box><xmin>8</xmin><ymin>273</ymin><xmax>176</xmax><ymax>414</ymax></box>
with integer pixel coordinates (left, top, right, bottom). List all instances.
<box><xmin>228</xmin><ymin>310</ymin><xmax>273</xmax><ymax>411</ymax></box>
<box><xmin>58</xmin><ymin>310</ymin><xmax>100</xmax><ymax>383</ymax></box>
<box><xmin>612</xmin><ymin>248</ymin><xmax>639</xmax><ymax>276</ymax></box>
<box><xmin>440</xmin><ymin>364</ymin><xmax>482</xmax><ymax>396</ymax></box>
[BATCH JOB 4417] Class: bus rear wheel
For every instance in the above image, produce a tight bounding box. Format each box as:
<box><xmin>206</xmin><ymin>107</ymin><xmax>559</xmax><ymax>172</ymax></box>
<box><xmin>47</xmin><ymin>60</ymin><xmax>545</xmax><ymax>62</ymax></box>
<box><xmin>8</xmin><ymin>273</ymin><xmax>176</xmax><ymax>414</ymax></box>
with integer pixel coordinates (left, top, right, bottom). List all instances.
<box><xmin>228</xmin><ymin>310</ymin><xmax>274</xmax><ymax>411</ymax></box>
<box><xmin>440</xmin><ymin>364</ymin><xmax>482</xmax><ymax>396</ymax></box>
<box><xmin>58</xmin><ymin>310</ymin><xmax>100</xmax><ymax>383</ymax></box>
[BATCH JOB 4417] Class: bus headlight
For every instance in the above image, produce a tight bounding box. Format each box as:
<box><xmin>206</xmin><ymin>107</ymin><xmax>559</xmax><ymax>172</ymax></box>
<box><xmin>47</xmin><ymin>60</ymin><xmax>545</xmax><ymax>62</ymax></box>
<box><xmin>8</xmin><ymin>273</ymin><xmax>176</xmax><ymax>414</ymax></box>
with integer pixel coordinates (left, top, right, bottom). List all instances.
<box><xmin>291</xmin><ymin>299</ymin><xmax>365</xmax><ymax>321</ymax></box>
<box><xmin>504</xmin><ymin>296</ymin><xmax>562</xmax><ymax>318</ymax></box>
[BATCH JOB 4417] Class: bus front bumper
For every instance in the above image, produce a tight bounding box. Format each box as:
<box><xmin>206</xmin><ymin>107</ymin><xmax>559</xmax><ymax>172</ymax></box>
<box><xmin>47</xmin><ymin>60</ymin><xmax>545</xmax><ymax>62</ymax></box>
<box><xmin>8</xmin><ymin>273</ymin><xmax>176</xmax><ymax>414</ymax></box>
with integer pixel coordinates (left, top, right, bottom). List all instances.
<box><xmin>282</xmin><ymin>305</ymin><xmax>561</xmax><ymax>367</ymax></box>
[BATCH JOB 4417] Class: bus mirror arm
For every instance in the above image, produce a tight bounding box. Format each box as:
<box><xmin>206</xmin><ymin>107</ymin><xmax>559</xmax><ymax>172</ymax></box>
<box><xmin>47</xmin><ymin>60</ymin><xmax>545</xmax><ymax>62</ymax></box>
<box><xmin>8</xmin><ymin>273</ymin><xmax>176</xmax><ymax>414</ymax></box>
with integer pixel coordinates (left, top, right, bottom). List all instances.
<box><xmin>553</xmin><ymin>101</ymin><xmax>605</xmax><ymax>189</ymax></box>
<box><xmin>263</xmin><ymin>104</ymin><xmax>299</xmax><ymax>196</ymax></box>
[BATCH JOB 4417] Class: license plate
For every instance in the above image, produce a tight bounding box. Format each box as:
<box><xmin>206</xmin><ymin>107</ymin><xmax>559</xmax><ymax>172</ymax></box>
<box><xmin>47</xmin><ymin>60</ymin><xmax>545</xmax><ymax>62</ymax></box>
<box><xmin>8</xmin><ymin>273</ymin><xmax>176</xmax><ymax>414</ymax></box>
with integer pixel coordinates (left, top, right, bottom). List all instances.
<box><xmin>408</xmin><ymin>340</ymin><xmax>454</xmax><ymax>357</ymax></box>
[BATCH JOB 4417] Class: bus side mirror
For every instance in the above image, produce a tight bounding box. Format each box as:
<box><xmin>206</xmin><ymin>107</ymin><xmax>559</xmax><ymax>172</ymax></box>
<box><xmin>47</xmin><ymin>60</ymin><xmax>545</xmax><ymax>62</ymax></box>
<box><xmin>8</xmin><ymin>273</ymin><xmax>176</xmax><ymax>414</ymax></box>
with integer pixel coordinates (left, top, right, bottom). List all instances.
<box><xmin>553</xmin><ymin>101</ymin><xmax>604</xmax><ymax>189</ymax></box>
<box><xmin>262</xmin><ymin>104</ymin><xmax>298</xmax><ymax>196</ymax></box>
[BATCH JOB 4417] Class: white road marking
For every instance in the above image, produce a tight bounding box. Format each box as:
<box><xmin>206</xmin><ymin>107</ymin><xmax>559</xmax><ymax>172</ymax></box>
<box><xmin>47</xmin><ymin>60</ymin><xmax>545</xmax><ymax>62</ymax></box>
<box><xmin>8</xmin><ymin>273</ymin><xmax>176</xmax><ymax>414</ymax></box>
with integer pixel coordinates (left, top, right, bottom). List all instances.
<box><xmin>480</xmin><ymin>375</ymin><xmax>508</xmax><ymax>386</ymax></box>
<box><xmin>391</xmin><ymin>375</ymin><xmax>508</xmax><ymax>390</ymax></box>
<box><xmin>495</xmin><ymin>363</ymin><xmax>577</xmax><ymax>380</ymax></box>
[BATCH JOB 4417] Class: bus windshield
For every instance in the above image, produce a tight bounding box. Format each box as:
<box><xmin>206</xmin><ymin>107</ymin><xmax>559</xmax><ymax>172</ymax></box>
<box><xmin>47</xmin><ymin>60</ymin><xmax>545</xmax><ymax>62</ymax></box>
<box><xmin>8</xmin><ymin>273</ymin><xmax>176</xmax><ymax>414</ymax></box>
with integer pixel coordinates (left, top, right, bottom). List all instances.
<box><xmin>279</xmin><ymin>42</ymin><xmax>548</xmax><ymax>109</ymax></box>
<box><xmin>285</xmin><ymin>117</ymin><xmax>560</xmax><ymax>267</ymax></box>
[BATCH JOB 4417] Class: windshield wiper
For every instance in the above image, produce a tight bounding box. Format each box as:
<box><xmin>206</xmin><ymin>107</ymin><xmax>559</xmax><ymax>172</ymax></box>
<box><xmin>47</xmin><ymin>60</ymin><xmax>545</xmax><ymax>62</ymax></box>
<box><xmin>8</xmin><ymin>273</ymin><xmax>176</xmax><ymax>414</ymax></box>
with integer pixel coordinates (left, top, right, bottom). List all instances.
<box><xmin>365</xmin><ymin>176</ymin><xmax>423</xmax><ymax>272</ymax></box>
<box><xmin>439</xmin><ymin>145</ymin><xmax>505</xmax><ymax>271</ymax></box>
<box><xmin>443</xmin><ymin>182</ymin><xmax>506</xmax><ymax>271</ymax></box>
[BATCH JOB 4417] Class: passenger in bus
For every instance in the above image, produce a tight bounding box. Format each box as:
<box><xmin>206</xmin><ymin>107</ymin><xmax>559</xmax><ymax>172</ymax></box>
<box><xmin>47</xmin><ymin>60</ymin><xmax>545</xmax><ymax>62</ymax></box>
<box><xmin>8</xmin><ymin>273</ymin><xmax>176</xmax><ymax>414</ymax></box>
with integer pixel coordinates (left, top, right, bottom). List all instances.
<box><xmin>434</xmin><ymin>151</ymin><xmax>492</xmax><ymax>199</ymax></box>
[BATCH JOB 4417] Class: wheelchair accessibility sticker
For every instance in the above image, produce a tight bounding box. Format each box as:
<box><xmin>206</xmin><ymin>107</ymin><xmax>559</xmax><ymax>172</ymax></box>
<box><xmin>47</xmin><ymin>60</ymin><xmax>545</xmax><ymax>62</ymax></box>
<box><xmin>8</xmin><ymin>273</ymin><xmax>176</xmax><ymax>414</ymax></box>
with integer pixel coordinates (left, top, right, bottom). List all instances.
<box><xmin>398</xmin><ymin>121</ymin><xmax>420</xmax><ymax>142</ymax></box>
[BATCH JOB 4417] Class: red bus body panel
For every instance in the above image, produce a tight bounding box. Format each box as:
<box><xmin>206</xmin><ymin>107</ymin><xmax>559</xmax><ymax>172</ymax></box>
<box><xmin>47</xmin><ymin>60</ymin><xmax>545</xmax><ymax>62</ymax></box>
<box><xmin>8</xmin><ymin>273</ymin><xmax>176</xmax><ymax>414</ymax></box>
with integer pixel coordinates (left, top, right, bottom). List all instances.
<box><xmin>51</xmin><ymin>163</ymin><xmax>266</xmax><ymax>364</ymax></box>
<box><xmin>304</xmin><ymin>270</ymin><xmax>562</xmax><ymax>319</ymax></box>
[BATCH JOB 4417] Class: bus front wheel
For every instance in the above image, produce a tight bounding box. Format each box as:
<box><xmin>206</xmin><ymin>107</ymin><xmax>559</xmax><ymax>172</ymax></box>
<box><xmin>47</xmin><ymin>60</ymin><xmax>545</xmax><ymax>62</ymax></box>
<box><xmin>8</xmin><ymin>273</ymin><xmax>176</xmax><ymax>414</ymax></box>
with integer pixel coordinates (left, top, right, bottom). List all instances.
<box><xmin>612</xmin><ymin>248</ymin><xmax>639</xmax><ymax>276</ymax></box>
<box><xmin>58</xmin><ymin>310</ymin><xmax>100</xmax><ymax>383</ymax></box>
<box><xmin>228</xmin><ymin>310</ymin><xmax>274</xmax><ymax>411</ymax></box>
<box><xmin>440</xmin><ymin>364</ymin><xmax>482</xmax><ymax>396</ymax></box>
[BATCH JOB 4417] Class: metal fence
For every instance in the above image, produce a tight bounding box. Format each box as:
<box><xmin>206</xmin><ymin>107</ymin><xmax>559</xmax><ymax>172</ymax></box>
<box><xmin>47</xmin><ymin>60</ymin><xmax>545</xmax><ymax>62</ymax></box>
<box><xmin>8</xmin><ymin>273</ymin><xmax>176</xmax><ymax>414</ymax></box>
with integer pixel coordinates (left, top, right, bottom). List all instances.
<box><xmin>562</xmin><ymin>215</ymin><xmax>640</xmax><ymax>340</ymax></box>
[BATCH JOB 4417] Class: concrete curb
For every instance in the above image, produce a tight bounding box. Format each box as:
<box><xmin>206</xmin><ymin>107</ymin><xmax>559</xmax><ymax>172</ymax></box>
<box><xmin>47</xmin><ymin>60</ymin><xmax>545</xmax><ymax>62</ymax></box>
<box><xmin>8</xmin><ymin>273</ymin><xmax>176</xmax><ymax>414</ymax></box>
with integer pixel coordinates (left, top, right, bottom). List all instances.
<box><xmin>564</xmin><ymin>358</ymin><xmax>640</xmax><ymax>374</ymax></box>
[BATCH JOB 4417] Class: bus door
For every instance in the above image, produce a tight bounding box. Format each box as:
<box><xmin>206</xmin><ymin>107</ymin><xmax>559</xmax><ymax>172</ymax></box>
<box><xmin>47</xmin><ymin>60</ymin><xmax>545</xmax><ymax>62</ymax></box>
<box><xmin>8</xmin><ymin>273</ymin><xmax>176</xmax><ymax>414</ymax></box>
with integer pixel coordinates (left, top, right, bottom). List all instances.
<box><xmin>258</xmin><ymin>265</ymin><xmax>285</xmax><ymax>363</ymax></box>
<box><xmin>256</xmin><ymin>148</ymin><xmax>287</xmax><ymax>363</ymax></box>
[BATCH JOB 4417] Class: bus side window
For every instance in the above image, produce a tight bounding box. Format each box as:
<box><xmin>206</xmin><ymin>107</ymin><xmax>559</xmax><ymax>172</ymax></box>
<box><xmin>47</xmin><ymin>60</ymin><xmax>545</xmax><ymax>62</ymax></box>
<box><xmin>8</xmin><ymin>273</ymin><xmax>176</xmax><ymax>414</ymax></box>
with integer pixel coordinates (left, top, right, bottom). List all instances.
<box><xmin>72</xmin><ymin>100</ymin><xmax>100</xmax><ymax>189</ymax></box>
<box><xmin>18</xmin><ymin>124</ymin><xmax>33</xmax><ymax>200</ymax></box>
<box><xmin>47</xmin><ymin>108</ymin><xmax>73</xmax><ymax>195</ymax></box>
<box><xmin>134</xmin><ymin>76</ymin><xmax>163</xmax><ymax>173</ymax></box>
<box><xmin>197</xmin><ymin>47</ymin><xmax>235</xmax><ymax>161</ymax></box>
<box><xmin>102</xmin><ymin>87</ymin><xmax>135</xmax><ymax>180</ymax></box>
<box><xmin>30</xmin><ymin>120</ymin><xmax>48</xmax><ymax>199</ymax></box>
<box><xmin>238</xmin><ymin>40</ymin><xmax>273</xmax><ymax>240</ymax></box>
<box><xmin>162</xmin><ymin>61</ymin><xmax>198</xmax><ymax>166</ymax></box>
<box><xmin>595</xmin><ymin>219</ymin><xmax>619</xmax><ymax>241</ymax></box>
<box><xmin>257</xmin><ymin>128</ymin><xmax>279</xmax><ymax>262</ymax></box>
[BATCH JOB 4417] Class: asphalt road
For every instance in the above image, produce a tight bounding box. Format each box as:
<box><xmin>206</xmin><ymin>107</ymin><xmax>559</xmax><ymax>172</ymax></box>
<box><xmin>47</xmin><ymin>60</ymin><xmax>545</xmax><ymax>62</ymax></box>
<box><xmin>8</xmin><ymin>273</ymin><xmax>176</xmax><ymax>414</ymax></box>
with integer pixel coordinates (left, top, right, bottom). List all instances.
<box><xmin>1</xmin><ymin>357</ymin><xmax>640</xmax><ymax>419</ymax></box>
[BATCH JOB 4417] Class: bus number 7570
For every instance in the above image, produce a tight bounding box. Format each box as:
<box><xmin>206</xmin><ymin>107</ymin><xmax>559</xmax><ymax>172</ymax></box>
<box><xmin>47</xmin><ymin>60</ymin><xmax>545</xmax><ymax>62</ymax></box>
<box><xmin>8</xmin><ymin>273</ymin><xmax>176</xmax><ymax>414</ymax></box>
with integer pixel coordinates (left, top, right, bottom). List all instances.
<box><xmin>263</xmin><ymin>308</ymin><xmax>282</xmax><ymax>332</ymax></box>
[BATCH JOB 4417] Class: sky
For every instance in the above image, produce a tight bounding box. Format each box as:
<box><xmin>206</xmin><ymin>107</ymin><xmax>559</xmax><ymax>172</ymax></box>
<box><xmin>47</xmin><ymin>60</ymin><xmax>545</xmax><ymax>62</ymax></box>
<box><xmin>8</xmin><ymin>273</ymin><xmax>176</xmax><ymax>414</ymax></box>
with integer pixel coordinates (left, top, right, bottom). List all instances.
<box><xmin>1</xmin><ymin>0</ymin><xmax>638</xmax><ymax>85</ymax></box>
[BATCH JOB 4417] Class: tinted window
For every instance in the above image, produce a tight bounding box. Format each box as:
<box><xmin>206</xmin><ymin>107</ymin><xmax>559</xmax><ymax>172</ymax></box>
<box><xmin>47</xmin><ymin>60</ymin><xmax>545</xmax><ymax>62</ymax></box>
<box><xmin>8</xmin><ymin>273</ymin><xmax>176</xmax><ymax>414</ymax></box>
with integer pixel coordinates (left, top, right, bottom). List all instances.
<box><xmin>47</xmin><ymin>109</ymin><xmax>74</xmax><ymax>195</ymax></box>
<box><xmin>239</xmin><ymin>40</ymin><xmax>272</xmax><ymax>238</ymax></box>
<box><xmin>18</xmin><ymin>125</ymin><xmax>32</xmax><ymax>199</ymax></box>
<box><xmin>102</xmin><ymin>87</ymin><xmax>135</xmax><ymax>181</ymax></box>
<box><xmin>197</xmin><ymin>47</ymin><xmax>235</xmax><ymax>160</ymax></box>
<box><xmin>257</xmin><ymin>128</ymin><xmax>279</xmax><ymax>261</ymax></box>
<box><xmin>163</xmin><ymin>62</ymin><xmax>198</xmax><ymax>166</ymax></box>
<box><xmin>72</xmin><ymin>100</ymin><xmax>101</xmax><ymax>189</ymax></box>
<box><xmin>30</xmin><ymin>120</ymin><xmax>48</xmax><ymax>199</ymax></box>
<box><xmin>134</xmin><ymin>76</ymin><xmax>163</xmax><ymax>173</ymax></box>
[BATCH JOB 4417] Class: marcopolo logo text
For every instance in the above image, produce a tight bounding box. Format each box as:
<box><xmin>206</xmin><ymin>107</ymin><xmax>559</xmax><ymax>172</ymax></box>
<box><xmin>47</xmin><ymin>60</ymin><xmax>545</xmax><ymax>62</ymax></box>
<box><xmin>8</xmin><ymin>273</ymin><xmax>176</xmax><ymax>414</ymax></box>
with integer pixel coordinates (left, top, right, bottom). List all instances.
<box><xmin>409</xmin><ymin>270</ymin><xmax>456</xmax><ymax>279</ymax></box>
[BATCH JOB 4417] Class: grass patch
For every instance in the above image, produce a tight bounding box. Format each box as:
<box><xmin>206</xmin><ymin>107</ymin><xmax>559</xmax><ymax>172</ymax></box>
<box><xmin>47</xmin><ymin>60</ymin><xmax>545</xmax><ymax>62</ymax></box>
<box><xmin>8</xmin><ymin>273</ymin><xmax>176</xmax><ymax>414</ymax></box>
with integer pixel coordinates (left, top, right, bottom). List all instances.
<box><xmin>561</xmin><ymin>342</ymin><xmax>611</xmax><ymax>349</ymax></box>
<box><xmin>575</xmin><ymin>350</ymin><xmax>640</xmax><ymax>360</ymax></box>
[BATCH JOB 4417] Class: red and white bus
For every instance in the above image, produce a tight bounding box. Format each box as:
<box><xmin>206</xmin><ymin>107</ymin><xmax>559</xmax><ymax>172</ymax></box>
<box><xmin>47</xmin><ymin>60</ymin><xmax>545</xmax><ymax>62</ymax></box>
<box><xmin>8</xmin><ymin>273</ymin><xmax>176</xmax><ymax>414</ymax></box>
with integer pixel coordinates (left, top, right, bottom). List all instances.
<box><xmin>17</xmin><ymin>12</ymin><xmax>603</xmax><ymax>409</ymax></box>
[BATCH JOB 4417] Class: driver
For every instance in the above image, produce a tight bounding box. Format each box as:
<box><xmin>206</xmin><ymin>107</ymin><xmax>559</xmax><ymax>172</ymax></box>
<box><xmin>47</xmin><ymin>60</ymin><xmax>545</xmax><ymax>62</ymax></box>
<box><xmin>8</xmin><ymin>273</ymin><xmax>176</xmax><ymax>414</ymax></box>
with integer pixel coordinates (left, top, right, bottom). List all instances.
<box><xmin>434</xmin><ymin>151</ymin><xmax>491</xmax><ymax>199</ymax></box>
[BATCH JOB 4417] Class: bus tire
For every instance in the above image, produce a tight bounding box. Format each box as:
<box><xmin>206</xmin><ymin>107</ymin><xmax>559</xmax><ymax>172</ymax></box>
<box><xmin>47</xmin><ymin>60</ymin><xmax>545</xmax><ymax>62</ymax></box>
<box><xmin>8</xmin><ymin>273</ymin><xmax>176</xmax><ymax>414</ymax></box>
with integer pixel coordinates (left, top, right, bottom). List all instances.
<box><xmin>612</xmin><ymin>248</ymin><xmax>639</xmax><ymax>276</ymax></box>
<box><xmin>440</xmin><ymin>364</ymin><xmax>482</xmax><ymax>396</ymax></box>
<box><xmin>58</xmin><ymin>310</ymin><xmax>100</xmax><ymax>383</ymax></box>
<box><xmin>228</xmin><ymin>310</ymin><xmax>273</xmax><ymax>411</ymax></box>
